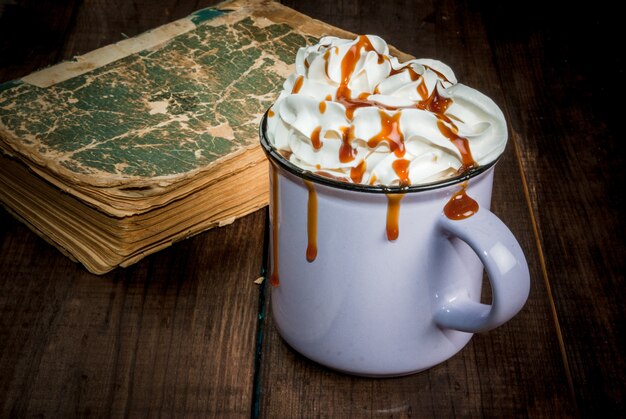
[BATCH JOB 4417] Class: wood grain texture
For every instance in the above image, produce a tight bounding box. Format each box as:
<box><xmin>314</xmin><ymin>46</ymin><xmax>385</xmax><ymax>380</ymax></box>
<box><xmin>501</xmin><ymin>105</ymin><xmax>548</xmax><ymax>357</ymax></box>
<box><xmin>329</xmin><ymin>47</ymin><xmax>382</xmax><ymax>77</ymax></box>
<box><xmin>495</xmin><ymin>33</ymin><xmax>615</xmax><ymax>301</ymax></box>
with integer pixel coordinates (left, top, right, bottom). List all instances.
<box><xmin>0</xmin><ymin>0</ymin><xmax>80</xmax><ymax>81</ymax></box>
<box><xmin>479</xmin><ymin>2</ymin><xmax>625</xmax><ymax>417</ymax></box>
<box><xmin>0</xmin><ymin>207</ymin><xmax>265</xmax><ymax>417</ymax></box>
<box><xmin>1</xmin><ymin>0</ymin><xmax>624</xmax><ymax>417</ymax></box>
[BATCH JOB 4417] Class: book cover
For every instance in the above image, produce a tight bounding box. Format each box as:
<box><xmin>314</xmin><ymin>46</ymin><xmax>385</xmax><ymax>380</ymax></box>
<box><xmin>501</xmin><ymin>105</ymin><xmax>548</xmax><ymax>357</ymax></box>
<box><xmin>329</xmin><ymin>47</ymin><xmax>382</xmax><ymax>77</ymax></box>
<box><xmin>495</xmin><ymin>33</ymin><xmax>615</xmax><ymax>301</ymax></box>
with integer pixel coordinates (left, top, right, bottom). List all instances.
<box><xmin>0</xmin><ymin>0</ymin><xmax>324</xmax><ymax>213</ymax></box>
<box><xmin>0</xmin><ymin>0</ymin><xmax>356</xmax><ymax>273</ymax></box>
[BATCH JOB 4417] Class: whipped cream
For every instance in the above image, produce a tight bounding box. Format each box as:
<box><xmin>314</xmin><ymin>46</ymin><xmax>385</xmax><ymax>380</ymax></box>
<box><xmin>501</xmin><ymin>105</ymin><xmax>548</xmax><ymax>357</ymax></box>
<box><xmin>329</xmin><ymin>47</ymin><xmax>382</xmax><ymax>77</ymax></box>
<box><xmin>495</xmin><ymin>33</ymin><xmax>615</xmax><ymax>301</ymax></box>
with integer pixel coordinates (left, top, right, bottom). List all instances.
<box><xmin>266</xmin><ymin>35</ymin><xmax>507</xmax><ymax>187</ymax></box>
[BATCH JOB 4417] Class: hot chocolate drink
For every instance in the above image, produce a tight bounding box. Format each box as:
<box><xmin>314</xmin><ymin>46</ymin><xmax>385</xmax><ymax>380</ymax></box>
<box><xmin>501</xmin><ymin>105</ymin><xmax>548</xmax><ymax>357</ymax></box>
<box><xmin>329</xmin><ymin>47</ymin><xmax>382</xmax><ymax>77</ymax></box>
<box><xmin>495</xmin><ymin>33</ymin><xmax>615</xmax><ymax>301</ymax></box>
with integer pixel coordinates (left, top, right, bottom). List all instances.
<box><xmin>265</xmin><ymin>35</ymin><xmax>507</xmax><ymax>187</ymax></box>
<box><xmin>259</xmin><ymin>35</ymin><xmax>529</xmax><ymax>376</ymax></box>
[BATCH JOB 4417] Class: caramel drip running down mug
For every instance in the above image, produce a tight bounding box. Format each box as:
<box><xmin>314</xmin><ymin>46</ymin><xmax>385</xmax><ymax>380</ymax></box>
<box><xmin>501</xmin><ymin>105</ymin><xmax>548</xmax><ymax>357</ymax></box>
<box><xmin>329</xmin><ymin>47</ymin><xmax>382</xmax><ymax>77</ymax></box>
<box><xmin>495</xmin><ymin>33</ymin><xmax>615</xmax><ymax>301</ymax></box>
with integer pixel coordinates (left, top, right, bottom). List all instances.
<box><xmin>260</xmin><ymin>112</ymin><xmax>530</xmax><ymax>377</ymax></box>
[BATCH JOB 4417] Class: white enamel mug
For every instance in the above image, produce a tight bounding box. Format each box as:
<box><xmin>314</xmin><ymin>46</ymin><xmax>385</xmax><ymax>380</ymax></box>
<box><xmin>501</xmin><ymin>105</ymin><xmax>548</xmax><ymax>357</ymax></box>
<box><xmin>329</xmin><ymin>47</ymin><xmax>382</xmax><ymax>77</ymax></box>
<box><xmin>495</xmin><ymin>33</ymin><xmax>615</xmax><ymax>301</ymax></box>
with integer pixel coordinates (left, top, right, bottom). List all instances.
<box><xmin>260</xmin><ymin>114</ymin><xmax>530</xmax><ymax>377</ymax></box>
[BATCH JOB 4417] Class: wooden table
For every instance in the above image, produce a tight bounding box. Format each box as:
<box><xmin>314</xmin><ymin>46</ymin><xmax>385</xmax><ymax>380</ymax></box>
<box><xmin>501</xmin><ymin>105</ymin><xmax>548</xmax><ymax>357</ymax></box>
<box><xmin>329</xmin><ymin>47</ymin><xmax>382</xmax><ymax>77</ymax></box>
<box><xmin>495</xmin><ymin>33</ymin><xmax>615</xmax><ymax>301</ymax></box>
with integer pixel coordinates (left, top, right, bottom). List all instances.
<box><xmin>1</xmin><ymin>1</ymin><xmax>623</xmax><ymax>417</ymax></box>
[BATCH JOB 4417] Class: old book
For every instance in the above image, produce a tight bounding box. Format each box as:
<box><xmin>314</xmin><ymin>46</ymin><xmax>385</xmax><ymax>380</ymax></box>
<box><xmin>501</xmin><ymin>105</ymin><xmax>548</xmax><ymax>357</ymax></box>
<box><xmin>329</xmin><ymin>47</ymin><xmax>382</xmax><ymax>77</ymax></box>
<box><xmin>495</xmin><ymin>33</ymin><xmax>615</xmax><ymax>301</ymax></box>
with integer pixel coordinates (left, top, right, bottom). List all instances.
<box><xmin>0</xmin><ymin>0</ymin><xmax>364</xmax><ymax>274</ymax></box>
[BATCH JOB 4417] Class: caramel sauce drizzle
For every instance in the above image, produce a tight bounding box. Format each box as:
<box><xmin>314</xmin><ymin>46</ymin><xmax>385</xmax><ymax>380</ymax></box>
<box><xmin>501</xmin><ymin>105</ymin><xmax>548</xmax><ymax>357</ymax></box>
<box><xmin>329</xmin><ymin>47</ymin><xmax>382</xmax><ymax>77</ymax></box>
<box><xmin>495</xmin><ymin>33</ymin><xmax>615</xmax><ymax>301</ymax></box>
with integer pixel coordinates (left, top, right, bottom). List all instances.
<box><xmin>367</xmin><ymin>110</ymin><xmax>405</xmax><ymax>157</ymax></box>
<box><xmin>311</xmin><ymin>125</ymin><xmax>322</xmax><ymax>150</ymax></box>
<box><xmin>389</xmin><ymin>63</ymin><xmax>420</xmax><ymax>81</ymax></box>
<box><xmin>339</xmin><ymin>125</ymin><xmax>356</xmax><ymax>162</ymax></box>
<box><xmin>386</xmin><ymin>194</ymin><xmax>404</xmax><ymax>241</ymax></box>
<box><xmin>418</xmin><ymin>87</ymin><xmax>453</xmax><ymax>116</ymax></box>
<box><xmin>391</xmin><ymin>158</ymin><xmax>410</xmax><ymax>187</ymax></box>
<box><xmin>323</xmin><ymin>49</ymin><xmax>331</xmax><ymax>77</ymax></box>
<box><xmin>293</xmin><ymin>37</ymin><xmax>480</xmax><ymax>250</ymax></box>
<box><xmin>417</xmin><ymin>78</ymin><xmax>429</xmax><ymax>100</ymax></box>
<box><xmin>341</xmin><ymin>96</ymin><xmax>374</xmax><ymax>120</ymax></box>
<box><xmin>292</xmin><ymin>75</ymin><xmax>304</xmax><ymax>94</ymax></box>
<box><xmin>350</xmin><ymin>160</ymin><xmax>367</xmax><ymax>184</ymax></box>
<box><xmin>334</xmin><ymin>35</ymin><xmax>379</xmax><ymax>120</ymax></box>
<box><xmin>444</xmin><ymin>181</ymin><xmax>479</xmax><ymax>220</ymax></box>
<box><xmin>270</xmin><ymin>164</ymin><xmax>280</xmax><ymax>287</ymax></box>
<box><xmin>389</xmin><ymin>63</ymin><xmax>447</xmax><ymax>101</ymax></box>
<box><xmin>304</xmin><ymin>180</ymin><xmax>318</xmax><ymax>262</ymax></box>
<box><xmin>437</xmin><ymin>119</ymin><xmax>475</xmax><ymax>170</ymax></box>
<box><xmin>318</xmin><ymin>37</ymin><xmax>476</xmax><ymax>174</ymax></box>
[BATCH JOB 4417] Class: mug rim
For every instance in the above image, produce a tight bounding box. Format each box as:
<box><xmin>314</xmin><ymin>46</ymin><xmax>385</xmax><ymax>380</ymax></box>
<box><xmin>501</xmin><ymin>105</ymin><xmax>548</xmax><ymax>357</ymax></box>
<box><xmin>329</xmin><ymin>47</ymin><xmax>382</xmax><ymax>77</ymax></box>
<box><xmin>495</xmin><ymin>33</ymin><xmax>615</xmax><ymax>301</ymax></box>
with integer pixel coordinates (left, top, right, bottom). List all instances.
<box><xmin>259</xmin><ymin>110</ymin><xmax>499</xmax><ymax>194</ymax></box>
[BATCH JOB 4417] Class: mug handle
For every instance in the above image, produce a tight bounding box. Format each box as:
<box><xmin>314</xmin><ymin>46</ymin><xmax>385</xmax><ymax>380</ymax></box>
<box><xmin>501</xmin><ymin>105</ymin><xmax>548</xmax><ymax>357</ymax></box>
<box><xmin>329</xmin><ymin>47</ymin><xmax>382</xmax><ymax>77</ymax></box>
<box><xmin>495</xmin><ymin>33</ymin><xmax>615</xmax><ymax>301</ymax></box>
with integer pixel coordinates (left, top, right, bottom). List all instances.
<box><xmin>434</xmin><ymin>209</ymin><xmax>530</xmax><ymax>333</ymax></box>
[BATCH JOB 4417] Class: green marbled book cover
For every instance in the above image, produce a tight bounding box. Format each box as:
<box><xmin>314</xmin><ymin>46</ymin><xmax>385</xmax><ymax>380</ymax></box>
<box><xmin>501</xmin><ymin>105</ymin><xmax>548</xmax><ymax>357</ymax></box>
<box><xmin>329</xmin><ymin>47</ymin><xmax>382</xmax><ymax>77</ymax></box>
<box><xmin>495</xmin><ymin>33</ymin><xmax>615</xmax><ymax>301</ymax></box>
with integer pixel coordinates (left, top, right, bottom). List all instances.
<box><xmin>0</xmin><ymin>0</ymin><xmax>355</xmax><ymax>273</ymax></box>
<box><xmin>0</xmin><ymin>0</ymin><xmax>324</xmax><ymax>214</ymax></box>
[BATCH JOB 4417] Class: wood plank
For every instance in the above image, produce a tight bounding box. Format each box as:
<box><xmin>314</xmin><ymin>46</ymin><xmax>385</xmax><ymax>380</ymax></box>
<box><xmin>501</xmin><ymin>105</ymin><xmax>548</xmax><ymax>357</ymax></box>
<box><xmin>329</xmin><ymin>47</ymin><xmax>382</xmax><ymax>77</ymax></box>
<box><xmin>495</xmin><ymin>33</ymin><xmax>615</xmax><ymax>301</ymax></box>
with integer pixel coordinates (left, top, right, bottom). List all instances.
<box><xmin>480</xmin><ymin>2</ymin><xmax>626</xmax><ymax>417</ymax></box>
<box><xmin>2</xmin><ymin>0</ymin><xmax>622</xmax><ymax>416</ymax></box>
<box><xmin>0</xmin><ymin>207</ymin><xmax>265</xmax><ymax>417</ymax></box>
<box><xmin>257</xmin><ymin>0</ymin><xmax>576</xmax><ymax>416</ymax></box>
<box><xmin>0</xmin><ymin>0</ymin><xmax>81</xmax><ymax>82</ymax></box>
